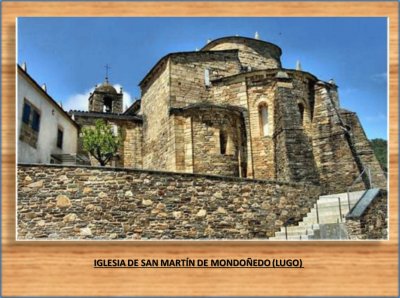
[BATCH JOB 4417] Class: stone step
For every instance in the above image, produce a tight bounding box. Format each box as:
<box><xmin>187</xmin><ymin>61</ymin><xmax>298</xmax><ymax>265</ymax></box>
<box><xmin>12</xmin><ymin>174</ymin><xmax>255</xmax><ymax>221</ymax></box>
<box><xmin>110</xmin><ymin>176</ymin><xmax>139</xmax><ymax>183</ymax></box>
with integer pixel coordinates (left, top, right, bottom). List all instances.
<box><xmin>277</xmin><ymin>225</ymin><xmax>317</xmax><ymax>233</ymax></box>
<box><xmin>317</xmin><ymin>197</ymin><xmax>355</xmax><ymax>204</ymax></box>
<box><xmin>302</xmin><ymin>215</ymin><xmax>345</xmax><ymax>224</ymax></box>
<box><xmin>298</xmin><ymin>223</ymin><xmax>320</xmax><ymax>229</ymax></box>
<box><xmin>319</xmin><ymin>190</ymin><xmax>365</xmax><ymax>199</ymax></box>
<box><xmin>277</xmin><ymin>225</ymin><xmax>315</xmax><ymax>233</ymax></box>
<box><xmin>315</xmin><ymin>202</ymin><xmax>354</xmax><ymax>208</ymax></box>
<box><xmin>271</xmin><ymin>229</ymin><xmax>320</xmax><ymax>240</ymax></box>
<box><xmin>306</xmin><ymin>210</ymin><xmax>346</xmax><ymax>218</ymax></box>
<box><xmin>305</xmin><ymin>210</ymin><xmax>346</xmax><ymax>217</ymax></box>
<box><xmin>271</xmin><ymin>190</ymin><xmax>367</xmax><ymax>240</ymax></box>
<box><xmin>275</xmin><ymin>229</ymin><xmax>314</xmax><ymax>237</ymax></box>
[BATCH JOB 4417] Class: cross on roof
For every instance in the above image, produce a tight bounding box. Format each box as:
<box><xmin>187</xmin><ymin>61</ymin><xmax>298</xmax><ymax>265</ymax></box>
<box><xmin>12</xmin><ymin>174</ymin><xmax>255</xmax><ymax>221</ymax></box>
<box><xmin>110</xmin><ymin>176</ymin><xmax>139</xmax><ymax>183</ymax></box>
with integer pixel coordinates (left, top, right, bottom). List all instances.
<box><xmin>105</xmin><ymin>64</ymin><xmax>111</xmax><ymax>83</ymax></box>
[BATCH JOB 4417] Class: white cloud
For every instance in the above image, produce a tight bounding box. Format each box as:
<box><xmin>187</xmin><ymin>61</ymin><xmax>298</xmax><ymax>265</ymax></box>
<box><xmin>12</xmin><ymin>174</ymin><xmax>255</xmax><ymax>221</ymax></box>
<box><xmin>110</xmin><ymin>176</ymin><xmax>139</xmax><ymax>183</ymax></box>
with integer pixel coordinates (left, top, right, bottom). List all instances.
<box><xmin>64</xmin><ymin>86</ymin><xmax>95</xmax><ymax>112</ymax></box>
<box><xmin>63</xmin><ymin>83</ymin><xmax>134</xmax><ymax>113</ymax></box>
<box><xmin>371</xmin><ymin>72</ymin><xmax>387</xmax><ymax>82</ymax></box>
<box><xmin>113</xmin><ymin>84</ymin><xmax>134</xmax><ymax>111</ymax></box>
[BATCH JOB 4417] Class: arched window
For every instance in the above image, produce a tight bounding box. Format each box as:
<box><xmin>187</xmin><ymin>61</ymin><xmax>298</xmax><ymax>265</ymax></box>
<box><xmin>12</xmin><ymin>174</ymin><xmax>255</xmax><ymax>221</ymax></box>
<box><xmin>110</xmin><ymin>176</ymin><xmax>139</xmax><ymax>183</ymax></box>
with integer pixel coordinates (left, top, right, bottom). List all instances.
<box><xmin>259</xmin><ymin>104</ymin><xmax>269</xmax><ymax>136</ymax></box>
<box><xmin>220</xmin><ymin>129</ymin><xmax>227</xmax><ymax>154</ymax></box>
<box><xmin>298</xmin><ymin>103</ymin><xmax>304</xmax><ymax>125</ymax></box>
<box><xmin>103</xmin><ymin>97</ymin><xmax>112</xmax><ymax>113</ymax></box>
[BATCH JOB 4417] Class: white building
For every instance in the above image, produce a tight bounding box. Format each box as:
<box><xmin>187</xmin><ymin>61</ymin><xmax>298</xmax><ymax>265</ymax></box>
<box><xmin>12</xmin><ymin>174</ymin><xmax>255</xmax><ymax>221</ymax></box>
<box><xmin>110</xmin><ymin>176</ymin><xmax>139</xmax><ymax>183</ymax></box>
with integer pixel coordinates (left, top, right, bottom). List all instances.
<box><xmin>17</xmin><ymin>64</ymin><xmax>79</xmax><ymax>164</ymax></box>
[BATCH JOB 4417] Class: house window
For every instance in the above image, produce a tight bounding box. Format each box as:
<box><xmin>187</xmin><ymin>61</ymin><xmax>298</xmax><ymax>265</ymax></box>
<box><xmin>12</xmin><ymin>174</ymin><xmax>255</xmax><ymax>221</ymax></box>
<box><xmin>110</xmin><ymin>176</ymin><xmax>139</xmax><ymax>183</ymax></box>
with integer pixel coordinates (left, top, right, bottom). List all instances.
<box><xmin>259</xmin><ymin>104</ymin><xmax>269</xmax><ymax>136</ymax></box>
<box><xmin>22</xmin><ymin>102</ymin><xmax>31</xmax><ymax>124</ymax></box>
<box><xmin>20</xmin><ymin>99</ymin><xmax>41</xmax><ymax>148</ymax></box>
<box><xmin>298</xmin><ymin>103</ymin><xmax>304</xmax><ymax>125</ymax></box>
<box><xmin>21</xmin><ymin>100</ymin><xmax>41</xmax><ymax>131</ymax></box>
<box><xmin>31</xmin><ymin>110</ymin><xmax>41</xmax><ymax>132</ymax></box>
<box><xmin>57</xmin><ymin>128</ymin><xmax>63</xmax><ymax>149</ymax></box>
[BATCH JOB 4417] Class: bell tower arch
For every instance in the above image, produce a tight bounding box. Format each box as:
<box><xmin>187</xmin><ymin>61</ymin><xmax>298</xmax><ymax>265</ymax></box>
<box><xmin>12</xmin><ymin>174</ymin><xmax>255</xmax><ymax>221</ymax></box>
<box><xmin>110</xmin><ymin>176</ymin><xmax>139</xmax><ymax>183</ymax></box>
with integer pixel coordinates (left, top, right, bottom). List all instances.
<box><xmin>88</xmin><ymin>66</ymin><xmax>123</xmax><ymax>113</ymax></box>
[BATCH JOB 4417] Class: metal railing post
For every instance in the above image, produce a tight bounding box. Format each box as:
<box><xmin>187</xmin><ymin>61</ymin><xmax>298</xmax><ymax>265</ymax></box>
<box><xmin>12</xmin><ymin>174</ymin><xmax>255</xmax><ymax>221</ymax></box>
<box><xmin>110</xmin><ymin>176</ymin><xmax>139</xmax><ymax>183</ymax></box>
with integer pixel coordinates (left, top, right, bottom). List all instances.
<box><xmin>338</xmin><ymin>197</ymin><xmax>343</xmax><ymax>222</ymax></box>
<box><xmin>284</xmin><ymin>225</ymin><xmax>288</xmax><ymax>240</ymax></box>
<box><xmin>347</xmin><ymin>191</ymin><xmax>351</xmax><ymax>212</ymax></box>
<box><xmin>316</xmin><ymin>202</ymin><xmax>320</xmax><ymax>224</ymax></box>
<box><xmin>347</xmin><ymin>167</ymin><xmax>368</xmax><ymax>211</ymax></box>
<box><xmin>368</xmin><ymin>166</ymin><xmax>372</xmax><ymax>189</ymax></box>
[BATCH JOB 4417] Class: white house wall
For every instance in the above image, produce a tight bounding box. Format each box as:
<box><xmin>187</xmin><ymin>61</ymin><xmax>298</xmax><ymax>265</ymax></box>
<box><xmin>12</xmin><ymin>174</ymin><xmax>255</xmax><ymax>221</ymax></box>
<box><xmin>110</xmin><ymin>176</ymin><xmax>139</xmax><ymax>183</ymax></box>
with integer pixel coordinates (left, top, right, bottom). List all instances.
<box><xmin>17</xmin><ymin>71</ymin><xmax>78</xmax><ymax>163</ymax></box>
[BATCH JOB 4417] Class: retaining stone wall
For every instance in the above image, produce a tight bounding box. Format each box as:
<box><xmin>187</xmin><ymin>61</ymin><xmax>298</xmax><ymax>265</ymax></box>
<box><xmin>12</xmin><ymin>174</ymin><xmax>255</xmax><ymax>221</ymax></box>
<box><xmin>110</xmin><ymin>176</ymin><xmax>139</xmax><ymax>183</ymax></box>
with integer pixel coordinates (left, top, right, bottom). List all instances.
<box><xmin>17</xmin><ymin>164</ymin><xmax>321</xmax><ymax>240</ymax></box>
<box><xmin>346</xmin><ymin>191</ymin><xmax>388</xmax><ymax>240</ymax></box>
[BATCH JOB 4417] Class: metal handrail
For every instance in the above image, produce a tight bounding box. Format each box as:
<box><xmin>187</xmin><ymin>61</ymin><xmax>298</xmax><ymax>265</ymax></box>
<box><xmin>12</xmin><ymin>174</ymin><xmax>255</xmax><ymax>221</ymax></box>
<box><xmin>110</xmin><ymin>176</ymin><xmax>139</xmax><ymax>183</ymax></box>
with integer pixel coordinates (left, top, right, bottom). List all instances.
<box><xmin>346</xmin><ymin>166</ymin><xmax>372</xmax><ymax>211</ymax></box>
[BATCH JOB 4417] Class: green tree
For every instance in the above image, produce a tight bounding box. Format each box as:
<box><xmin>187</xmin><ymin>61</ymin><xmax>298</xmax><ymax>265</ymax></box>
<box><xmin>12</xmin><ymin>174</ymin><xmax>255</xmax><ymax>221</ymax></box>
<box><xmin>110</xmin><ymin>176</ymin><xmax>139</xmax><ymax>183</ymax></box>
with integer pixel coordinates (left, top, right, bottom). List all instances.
<box><xmin>370</xmin><ymin>138</ymin><xmax>387</xmax><ymax>172</ymax></box>
<box><xmin>82</xmin><ymin>120</ymin><xmax>121</xmax><ymax>166</ymax></box>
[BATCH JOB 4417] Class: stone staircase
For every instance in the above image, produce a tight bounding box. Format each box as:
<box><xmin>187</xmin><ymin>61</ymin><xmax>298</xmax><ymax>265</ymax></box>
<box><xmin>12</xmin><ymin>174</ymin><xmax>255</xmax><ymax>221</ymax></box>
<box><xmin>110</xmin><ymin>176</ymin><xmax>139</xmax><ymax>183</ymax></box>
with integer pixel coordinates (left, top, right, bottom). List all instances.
<box><xmin>269</xmin><ymin>190</ymin><xmax>367</xmax><ymax>240</ymax></box>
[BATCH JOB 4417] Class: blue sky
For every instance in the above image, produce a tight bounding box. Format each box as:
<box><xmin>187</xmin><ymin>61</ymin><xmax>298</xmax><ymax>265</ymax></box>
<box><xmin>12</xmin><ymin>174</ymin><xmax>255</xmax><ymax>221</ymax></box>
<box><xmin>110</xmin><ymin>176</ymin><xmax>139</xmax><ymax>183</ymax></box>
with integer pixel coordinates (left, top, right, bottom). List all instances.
<box><xmin>18</xmin><ymin>17</ymin><xmax>387</xmax><ymax>139</ymax></box>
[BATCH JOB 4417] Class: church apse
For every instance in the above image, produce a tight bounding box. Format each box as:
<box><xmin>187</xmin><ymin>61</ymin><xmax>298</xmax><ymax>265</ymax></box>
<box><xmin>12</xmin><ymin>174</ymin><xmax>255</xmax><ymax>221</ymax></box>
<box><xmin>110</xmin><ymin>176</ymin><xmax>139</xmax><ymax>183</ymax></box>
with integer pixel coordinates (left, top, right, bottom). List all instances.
<box><xmin>70</xmin><ymin>35</ymin><xmax>385</xmax><ymax>193</ymax></box>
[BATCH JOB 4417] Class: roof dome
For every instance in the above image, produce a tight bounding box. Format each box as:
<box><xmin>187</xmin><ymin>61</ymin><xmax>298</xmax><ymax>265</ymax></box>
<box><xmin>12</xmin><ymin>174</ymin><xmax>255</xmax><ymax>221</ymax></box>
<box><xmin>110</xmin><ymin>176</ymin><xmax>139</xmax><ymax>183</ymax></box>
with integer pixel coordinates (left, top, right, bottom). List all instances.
<box><xmin>95</xmin><ymin>82</ymin><xmax>117</xmax><ymax>94</ymax></box>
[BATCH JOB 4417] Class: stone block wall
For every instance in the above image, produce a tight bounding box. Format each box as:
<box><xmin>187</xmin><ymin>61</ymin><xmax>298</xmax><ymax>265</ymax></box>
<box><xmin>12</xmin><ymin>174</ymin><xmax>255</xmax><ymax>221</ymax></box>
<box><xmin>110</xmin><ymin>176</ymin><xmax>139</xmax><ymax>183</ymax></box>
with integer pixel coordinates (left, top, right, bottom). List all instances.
<box><xmin>140</xmin><ymin>60</ymin><xmax>176</xmax><ymax>171</ymax></box>
<box><xmin>274</xmin><ymin>80</ymin><xmax>319</xmax><ymax>183</ymax></box>
<box><xmin>211</xmin><ymin>80</ymin><xmax>248</xmax><ymax>106</ymax></box>
<box><xmin>171</xmin><ymin>107</ymin><xmax>247</xmax><ymax>177</ymax></box>
<box><xmin>311</xmin><ymin>83</ymin><xmax>386</xmax><ymax>193</ymax></box>
<box><xmin>340</xmin><ymin>111</ymin><xmax>387</xmax><ymax>189</ymax></box>
<box><xmin>169</xmin><ymin>51</ymin><xmax>241</xmax><ymax>108</ymax></box>
<box><xmin>17</xmin><ymin>164</ymin><xmax>321</xmax><ymax>240</ymax></box>
<box><xmin>210</xmin><ymin>70</ymin><xmax>319</xmax><ymax>181</ymax></box>
<box><xmin>290</xmin><ymin>72</ymin><xmax>315</xmax><ymax>136</ymax></box>
<box><xmin>88</xmin><ymin>91</ymin><xmax>123</xmax><ymax>114</ymax></box>
<box><xmin>191</xmin><ymin>111</ymin><xmax>241</xmax><ymax>176</ymax></box>
<box><xmin>311</xmin><ymin>84</ymin><xmax>362</xmax><ymax>193</ymax></box>
<box><xmin>119</xmin><ymin>121</ymin><xmax>143</xmax><ymax>168</ymax></box>
<box><xmin>72</xmin><ymin>115</ymin><xmax>142</xmax><ymax>169</ymax></box>
<box><xmin>346</xmin><ymin>191</ymin><xmax>388</xmax><ymax>240</ymax></box>
<box><xmin>202</xmin><ymin>37</ymin><xmax>282</xmax><ymax>70</ymax></box>
<box><xmin>246</xmin><ymin>78</ymin><xmax>276</xmax><ymax>180</ymax></box>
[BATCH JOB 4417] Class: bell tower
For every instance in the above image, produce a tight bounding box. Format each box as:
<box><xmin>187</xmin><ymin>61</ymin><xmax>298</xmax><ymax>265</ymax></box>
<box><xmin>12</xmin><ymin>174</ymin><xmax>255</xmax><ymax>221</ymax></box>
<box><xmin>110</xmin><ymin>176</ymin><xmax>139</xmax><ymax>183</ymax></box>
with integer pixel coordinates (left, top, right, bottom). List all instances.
<box><xmin>88</xmin><ymin>65</ymin><xmax>123</xmax><ymax>113</ymax></box>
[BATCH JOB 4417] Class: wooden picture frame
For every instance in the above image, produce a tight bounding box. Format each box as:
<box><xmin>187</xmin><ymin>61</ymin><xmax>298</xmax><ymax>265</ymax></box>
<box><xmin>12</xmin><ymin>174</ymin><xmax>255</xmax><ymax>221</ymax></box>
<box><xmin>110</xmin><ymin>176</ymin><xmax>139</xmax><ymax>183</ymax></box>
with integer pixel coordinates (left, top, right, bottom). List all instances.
<box><xmin>2</xmin><ymin>1</ymin><xmax>398</xmax><ymax>296</ymax></box>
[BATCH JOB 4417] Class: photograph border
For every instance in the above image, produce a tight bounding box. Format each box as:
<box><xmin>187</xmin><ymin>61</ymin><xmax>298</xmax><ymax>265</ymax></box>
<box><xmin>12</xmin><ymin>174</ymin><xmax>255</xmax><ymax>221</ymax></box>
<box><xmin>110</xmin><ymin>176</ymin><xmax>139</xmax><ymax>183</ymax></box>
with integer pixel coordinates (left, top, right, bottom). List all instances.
<box><xmin>2</xmin><ymin>1</ymin><xmax>399</xmax><ymax>297</ymax></box>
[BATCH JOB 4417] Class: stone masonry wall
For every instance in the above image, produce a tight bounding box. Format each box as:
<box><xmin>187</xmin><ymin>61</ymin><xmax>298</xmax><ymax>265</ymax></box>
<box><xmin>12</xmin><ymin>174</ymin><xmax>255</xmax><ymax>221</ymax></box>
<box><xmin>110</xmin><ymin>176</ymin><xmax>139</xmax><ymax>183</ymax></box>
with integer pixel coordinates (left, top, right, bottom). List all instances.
<box><xmin>119</xmin><ymin>121</ymin><xmax>143</xmax><ymax>168</ymax></box>
<box><xmin>190</xmin><ymin>110</ymin><xmax>245</xmax><ymax>177</ymax></box>
<box><xmin>203</xmin><ymin>38</ymin><xmax>281</xmax><ymax>70</ymax></box>
<box><xmin>245</xmin><ymin>77</ymin><xmax>276</xmax><ymax>180</ymax></box>
<box><xmin>274</xmin><ymin>80</ymin><xmax>319</xmax><ymax>183</ymax></box>
<box><xmin>141</xmin><ymin>60</ymin><xmax>176</xmax><ymax>171</ymax></box>
<box><xmin>169</xmin><ymin>51</ymin><xmax>241</xmax><ymax>108</ymax></box>
<box><xmin>17</xmin><ymin>164</ymin><xmax>321</xmax><ymax>240</ymax></box>
<box><xmin>346</xmin><ymin>191</ymin><xmax>388</xmax><ymax>240</ymax></box>
<box><xmin>210</xmin><ymin>70</ymin><xmax>318</xmax><ymax>181</ymax></box>
<box><xmin>72</xmin><ymin>115</ymin><xmax>142</xmax><ymax>169</ymax></box>
<box><xmin>290</xmin><ymin>72</ymin><xmax>315</xmax><ymax>136</ymax></box>
<box><xmin>340</xmin><ymin>111</ymin><xmax>387</xmax><ymax>189</ymax></box>
<box><xmin>89</xmin><ymin>91</ymin><xmax>123</xmax><ymax>114</ymax></box>
<box><xmin>312</xmin><ymin>84</ymin><xmax>363</xmax><ymax>194</ymax></box>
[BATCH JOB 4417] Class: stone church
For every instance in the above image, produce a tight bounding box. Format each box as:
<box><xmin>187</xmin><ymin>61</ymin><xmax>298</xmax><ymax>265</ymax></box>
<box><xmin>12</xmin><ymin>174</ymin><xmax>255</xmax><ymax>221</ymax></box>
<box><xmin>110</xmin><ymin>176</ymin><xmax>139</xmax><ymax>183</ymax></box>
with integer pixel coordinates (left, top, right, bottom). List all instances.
<box><xmin>70</xmin><ymin>35</ymin><xmax>386</xmax><ymax>194</ymax></box>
